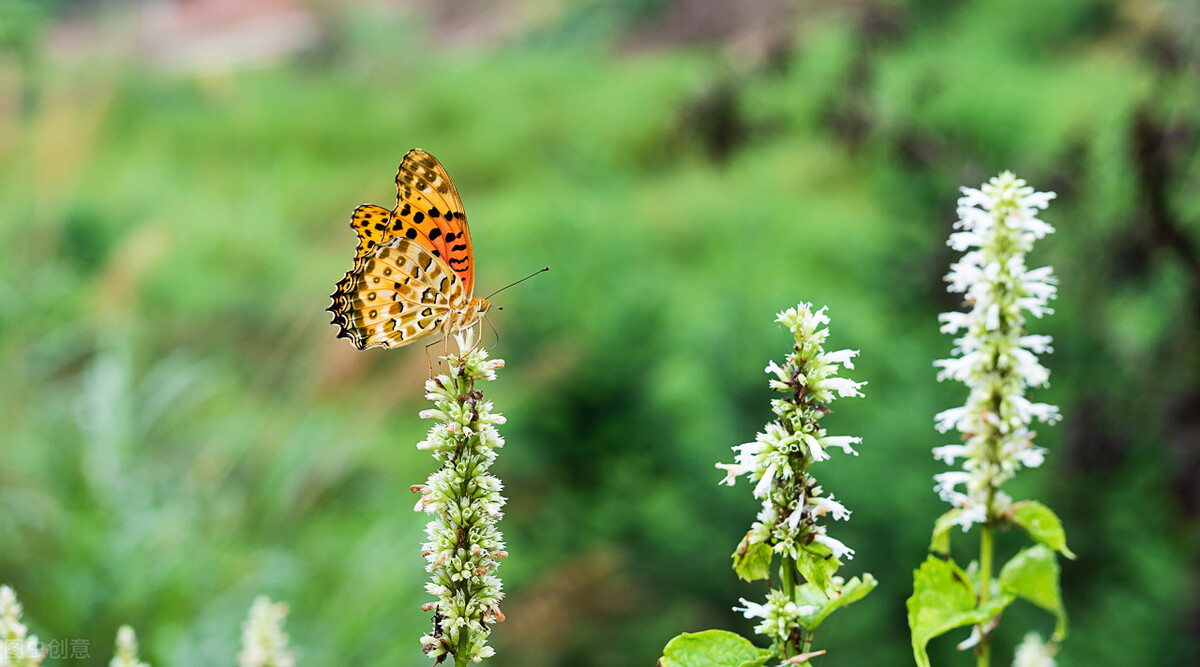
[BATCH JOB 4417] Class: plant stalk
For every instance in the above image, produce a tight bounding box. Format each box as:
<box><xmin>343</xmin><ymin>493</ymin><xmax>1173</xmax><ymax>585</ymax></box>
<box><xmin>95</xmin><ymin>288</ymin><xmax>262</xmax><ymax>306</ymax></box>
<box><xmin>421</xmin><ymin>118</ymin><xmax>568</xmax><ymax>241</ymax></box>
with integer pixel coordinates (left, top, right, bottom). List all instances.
<box><xmin>454</xmin><ymin>628</ymin><xmax>471</xmax><ymax>667</ymax></box>
<box><xmin>978</xmin><ymin>512</ymin><xmax>994</xmax><ymax>667</ymax></box>
<box><xmin>781</xmin><ymin>555</ymin><xmax>799</xmax><ymax>658</ymax></box>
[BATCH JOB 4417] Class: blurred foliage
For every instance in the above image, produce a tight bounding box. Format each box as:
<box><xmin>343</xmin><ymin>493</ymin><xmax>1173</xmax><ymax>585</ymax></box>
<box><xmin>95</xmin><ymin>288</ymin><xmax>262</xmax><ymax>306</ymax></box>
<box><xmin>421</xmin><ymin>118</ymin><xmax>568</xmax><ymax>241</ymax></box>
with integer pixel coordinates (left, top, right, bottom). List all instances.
<box><xmin>0</xmin><ymin>0</ymin><xmax>1198</xmax><ymax>666</ymax></box>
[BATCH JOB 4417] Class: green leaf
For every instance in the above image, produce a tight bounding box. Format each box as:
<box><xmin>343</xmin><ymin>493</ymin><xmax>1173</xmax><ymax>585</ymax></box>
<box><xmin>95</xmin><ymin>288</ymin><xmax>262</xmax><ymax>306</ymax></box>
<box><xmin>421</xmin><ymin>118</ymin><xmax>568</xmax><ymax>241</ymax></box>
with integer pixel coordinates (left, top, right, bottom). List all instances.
<box><xmin>1011</xmin><ymin>501</ymin><xmax>1076</xmax><ymax>559</ymax></box>
<box><xmin>793</xmin><ymin>573</ymin><xmax>878</xmax><ymax>631</ymax></box>
<box><xmin>908</xmin><ymin>556</ymin><xmax>1014</xmax><ymax>667</ymax></box>
<box><xmin>930</xmin><ymin>509</ymin><xmax>964</xmax><ymax>555</ymax></box>
<box><xmin>660</xmin><ymin>630</ymin><xmax>773</xmax><ymax>667</ymax></box>
<box><xmin>796</xmin><ymin>540</ymin><xmax>839</xmax><ymax>595</ymax></box>
<box><xmin>999</xmin><ymin>545</ymin><xmax>1068</xmax><ymax>641</ymax></box>
<box><xmin>736</xmin><ymin>655</ymin><xmax>774</xmax><ymax>667</ymax></box>
<box><xmin>732</xmin><ymin>533</ymin><xmax>773</xmax><ymax>583</ymax></box>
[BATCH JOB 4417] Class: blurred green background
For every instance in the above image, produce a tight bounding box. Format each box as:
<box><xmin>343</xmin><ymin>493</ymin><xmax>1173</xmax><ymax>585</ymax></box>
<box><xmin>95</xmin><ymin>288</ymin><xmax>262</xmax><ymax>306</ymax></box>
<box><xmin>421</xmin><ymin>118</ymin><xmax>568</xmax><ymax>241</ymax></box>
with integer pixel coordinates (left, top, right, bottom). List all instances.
<box><xmin>1</xmin><ymin>0</ymin><xmax>1198</xmax><ymax>665</ymax></box>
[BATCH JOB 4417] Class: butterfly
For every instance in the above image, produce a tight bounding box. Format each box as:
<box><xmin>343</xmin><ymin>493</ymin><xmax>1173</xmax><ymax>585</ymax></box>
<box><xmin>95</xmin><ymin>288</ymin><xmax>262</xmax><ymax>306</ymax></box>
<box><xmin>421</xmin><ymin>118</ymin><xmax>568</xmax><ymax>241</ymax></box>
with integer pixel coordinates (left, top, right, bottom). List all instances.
<box><xmin>328</xmin><ymin>149</ymin><xmax>491</xmax><ymax>351</ymax></box>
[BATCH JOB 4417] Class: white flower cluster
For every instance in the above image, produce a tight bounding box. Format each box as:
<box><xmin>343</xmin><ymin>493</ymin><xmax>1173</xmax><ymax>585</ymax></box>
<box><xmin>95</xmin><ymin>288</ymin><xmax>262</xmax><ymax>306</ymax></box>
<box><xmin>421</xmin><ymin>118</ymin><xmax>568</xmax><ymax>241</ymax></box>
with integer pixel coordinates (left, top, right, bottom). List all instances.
<box><xmin>236</xmin><ymin>596</ymin><xmax>296</xmax><ymax>667</ymax></box>
<box><xmin>0</xmin><ymin>586</ymin><xmax>43</xmax><ymax>667</ymax></box>
<box><xmin>109</xmin><ymin>626</ymin><xmax>149</xmax><ymax>667</ymax></box>
<box><xmin>933</xmin><ymin>172</ymin><xmax>1060</xmax><ymax>530</ymax></box>
<box><xmin>1012</xmin><ymin>632</ymin><xmax>1056</xmax><ymax>667</ymax></box>
<box><xmin>734</xmin><ymin>590</ymin><xmax>817</xmax><ymax>646</ymax></box>
<box><xmin>415</xmin><ymin>332</ymin><xmax>507</xmax><ymax>663</ymax></box>
<box><xmin>717</xmin><ymin>304</ymin><xmax>865</xmax><ymax>563</ymax></box>
<box><xmin>720</xmin><ymin>305</ymin><xmax>865</xmax><ymax>651</ymax></box>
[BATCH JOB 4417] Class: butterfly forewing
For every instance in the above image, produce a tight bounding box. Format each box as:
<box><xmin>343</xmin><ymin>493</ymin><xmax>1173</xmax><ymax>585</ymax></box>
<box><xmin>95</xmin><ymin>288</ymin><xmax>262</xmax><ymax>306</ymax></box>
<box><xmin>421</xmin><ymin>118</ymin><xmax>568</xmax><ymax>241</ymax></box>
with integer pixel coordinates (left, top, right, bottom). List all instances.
<box><xmin>331</xmin><ymin>204</ymin><xmax>395</xmax><ymax>312</ymax></box>
<box><xmin>349</xmin><ymin>204</ymin><xmax>396</xmax><ymax>262</ymax></box>
<box><xmin>389</xmin><ymin>149</ymin><xmax>476</xmax><ymax>294</ymax></box>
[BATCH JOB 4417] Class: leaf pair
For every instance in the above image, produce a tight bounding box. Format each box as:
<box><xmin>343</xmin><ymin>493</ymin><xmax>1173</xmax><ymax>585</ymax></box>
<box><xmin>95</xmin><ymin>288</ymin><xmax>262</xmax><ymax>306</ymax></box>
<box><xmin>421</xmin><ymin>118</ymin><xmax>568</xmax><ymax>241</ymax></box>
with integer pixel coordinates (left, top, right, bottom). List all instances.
<box><xmin>929</xmin><ymin>501</ymin><xmax>1075</xmax><ymax>560</ymax></box>
<box><xmin>909</xmin><ymin>499</ymin><xmax>1074</xmax><ymax>667</ymax></box>
<box><xmin>732</xmin><ymin>534</ymin><xmax>845</xmax><ymax>598</ymax></box>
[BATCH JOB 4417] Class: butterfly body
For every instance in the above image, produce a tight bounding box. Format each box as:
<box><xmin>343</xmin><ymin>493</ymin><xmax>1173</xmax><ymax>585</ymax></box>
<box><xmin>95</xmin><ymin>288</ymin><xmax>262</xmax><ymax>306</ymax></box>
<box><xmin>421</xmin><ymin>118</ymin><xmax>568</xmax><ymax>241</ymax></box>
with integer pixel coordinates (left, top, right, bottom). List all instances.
<box><xmin>328</xmin><ymin>150</ymin><xmax>485</xmax><ymax>350</ymax></box>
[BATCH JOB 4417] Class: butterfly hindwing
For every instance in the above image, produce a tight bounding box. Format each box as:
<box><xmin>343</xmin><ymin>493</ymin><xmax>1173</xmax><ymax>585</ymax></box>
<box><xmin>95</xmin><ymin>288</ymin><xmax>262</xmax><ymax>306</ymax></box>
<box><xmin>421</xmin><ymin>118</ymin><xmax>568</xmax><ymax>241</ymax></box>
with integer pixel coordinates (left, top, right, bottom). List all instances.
<box><xmin>389</xmin><ymin>149</ymin><xmax>476</xmax><ymax>294</ymax></box>
<box><xmin>330</xmin><ymin>237</ymin><xmax>466</xmax><ymax>350</ymax></box>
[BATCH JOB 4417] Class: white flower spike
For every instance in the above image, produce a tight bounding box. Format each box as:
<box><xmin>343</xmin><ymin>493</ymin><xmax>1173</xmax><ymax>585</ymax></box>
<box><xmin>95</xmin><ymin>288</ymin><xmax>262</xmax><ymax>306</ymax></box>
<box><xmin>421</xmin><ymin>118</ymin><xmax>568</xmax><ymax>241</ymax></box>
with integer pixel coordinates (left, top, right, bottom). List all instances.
<box><xmin>237</xmin><ymin>596</ymin><xmax>296</xmax><ymax>667</ymax></box>
<box><xmin>416</xmin><ymin>331</ymin><xmax>507</xmax><ymax>663</ymax></box>
<box><xmin>719</xmin><ymin>303</ymin><xmax>866</xmax><ymax>651</ymax></box>
<box><xmin>0</xmin><ymin>586</ymin><xmax>43</xmax><ymax>667</ymax></box>
<box><xmin>933</xmin><ymin>171</ymin><xmax>1059</xmax><ymax>528</ymax></box>
<box><xmin>110</xmin><ymin>625</ymin><xmax>150</xmax><ymax>667</ymax></box>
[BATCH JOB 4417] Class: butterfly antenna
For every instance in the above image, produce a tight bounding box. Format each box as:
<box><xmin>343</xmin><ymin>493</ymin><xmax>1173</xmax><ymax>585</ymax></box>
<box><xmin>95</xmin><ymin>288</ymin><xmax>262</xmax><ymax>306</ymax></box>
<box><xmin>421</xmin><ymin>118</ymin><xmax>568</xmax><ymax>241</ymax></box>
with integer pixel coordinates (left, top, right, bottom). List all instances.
<box><xmin>485</xmin><ymin>266</ymin><xmax>549</xmax><ymax>300</ymax></box>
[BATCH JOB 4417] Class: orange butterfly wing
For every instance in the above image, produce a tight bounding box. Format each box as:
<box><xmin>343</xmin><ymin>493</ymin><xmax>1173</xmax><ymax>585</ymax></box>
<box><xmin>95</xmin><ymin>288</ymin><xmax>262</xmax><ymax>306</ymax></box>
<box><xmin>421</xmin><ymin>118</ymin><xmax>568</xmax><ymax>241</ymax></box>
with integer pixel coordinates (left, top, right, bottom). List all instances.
<box><xmin>390</xmin><ymin>149</ymin><xmax>476</xmax><ymax>295</ymax></box>
<box><xmin>348</xmin><ymin>204</ymin><xmax>395</xmax><ymax>262</ymax></box>
<box><xmin>330</xmin><ymin>237</ymin><xmax>466</xmax><ymax>350</ymax></box>
<box><xmin>329</xmin><ymin>149</ymin><xmax>480</xmax><ymax>350</ymax></box>
<box><xmin>330</xmin><ymin>204</ymin><xmax>394</xmax><ymax>305</ymax></box>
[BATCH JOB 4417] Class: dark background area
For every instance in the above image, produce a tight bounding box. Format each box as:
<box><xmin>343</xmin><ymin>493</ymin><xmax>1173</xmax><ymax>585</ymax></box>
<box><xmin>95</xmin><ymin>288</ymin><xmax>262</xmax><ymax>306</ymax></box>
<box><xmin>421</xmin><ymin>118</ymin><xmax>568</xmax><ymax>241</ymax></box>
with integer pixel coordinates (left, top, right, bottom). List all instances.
<box><xmin>0</xmin><ymin>0</ymin><xmax>1197</xmax><ymax>665</ymax></box>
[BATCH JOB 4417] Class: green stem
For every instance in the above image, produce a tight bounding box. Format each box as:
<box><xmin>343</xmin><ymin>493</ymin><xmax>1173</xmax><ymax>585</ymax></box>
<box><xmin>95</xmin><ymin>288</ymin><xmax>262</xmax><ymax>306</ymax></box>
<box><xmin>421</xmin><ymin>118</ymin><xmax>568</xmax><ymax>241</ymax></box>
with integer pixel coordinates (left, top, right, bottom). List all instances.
<box><xmin>451</xmin><ymin>363</ymin><xmax>475</xmax><ymax>667</ymax></box>
<box><xmin>781</xmin><ymin>555</ymin><xmax>797</xmax><ymax>595</ymax></box>
<box><xmin>977</xmin><ymin>340</ymin><xmax>1005</xmax><ymax>667</ymax></box>
<box><xmin>454</xmin><ymin>631</ymin><xmax>471</xmax><ymax>667</ymax></box>
<box><xmin>978</xmin><ymin>460</ymin><xmax>998</xmax><ymax>667</ymax></box>
<box><xmin>781</xmin><ymin>555</ymin><xmax>799</xmax><ymax>658</ymax></box>
<box><xmin>978</xmin><ymin>520</ymin><xmax>993</xmax><ymax>667</ymax></box>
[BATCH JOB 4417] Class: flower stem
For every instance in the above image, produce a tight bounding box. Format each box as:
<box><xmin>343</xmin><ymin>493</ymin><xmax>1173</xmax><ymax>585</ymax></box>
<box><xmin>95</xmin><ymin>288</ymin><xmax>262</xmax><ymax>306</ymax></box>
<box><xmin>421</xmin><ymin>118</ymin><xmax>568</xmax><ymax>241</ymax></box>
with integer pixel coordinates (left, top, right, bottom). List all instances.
<box><xmin>781</xmin><ymin>555</ymin><xmax>797</xmax><ymax>596</ymax></box>
<box><xmin>455</xmin><ymin>633</ymin><xmax>471</xmax><ymax>667</ymax></box>
<box><xmin>781</xmin><ymin>555</ymin><xmax>798</xmax><ymax>658</ymax></box>
<box><xmin>977</xmin><ymin>383</ymin><xmax>1001</xmax><ymax>667</ymax></box>
<box><xmin>978</xmin><ymin>519</ymin><xmax>994</xmax><ymax>667</ymax></box>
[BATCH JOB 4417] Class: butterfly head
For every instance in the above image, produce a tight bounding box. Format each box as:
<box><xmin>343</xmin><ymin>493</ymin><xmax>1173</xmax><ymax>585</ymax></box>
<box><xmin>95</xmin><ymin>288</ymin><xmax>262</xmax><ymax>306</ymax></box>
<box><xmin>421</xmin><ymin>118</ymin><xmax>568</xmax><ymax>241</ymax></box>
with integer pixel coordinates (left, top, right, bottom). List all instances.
<box><xmin>472</xmin><ymin>297</ymin><xmax>492</xmax><ymax>318</ymax></box>
<box><xmin>451</xmin><ymin>297</ymin><xmax>492</xmax><ymax>332</ymax></box>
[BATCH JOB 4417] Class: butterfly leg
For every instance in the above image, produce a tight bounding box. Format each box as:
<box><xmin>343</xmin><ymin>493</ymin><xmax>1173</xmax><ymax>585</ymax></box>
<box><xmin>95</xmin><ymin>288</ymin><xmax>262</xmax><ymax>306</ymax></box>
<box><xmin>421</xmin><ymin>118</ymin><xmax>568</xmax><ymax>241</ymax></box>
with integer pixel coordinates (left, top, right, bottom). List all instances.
<box><xmin>424</xmin><ymin>336</ymin><xmax>447</xmax><ymax>378</ymax></box>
